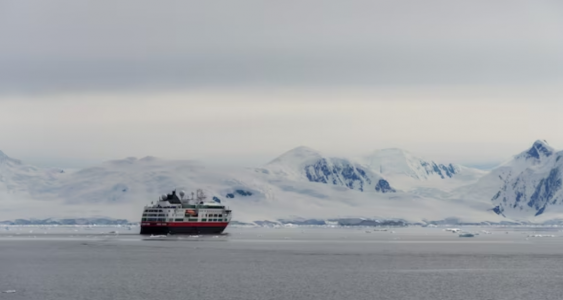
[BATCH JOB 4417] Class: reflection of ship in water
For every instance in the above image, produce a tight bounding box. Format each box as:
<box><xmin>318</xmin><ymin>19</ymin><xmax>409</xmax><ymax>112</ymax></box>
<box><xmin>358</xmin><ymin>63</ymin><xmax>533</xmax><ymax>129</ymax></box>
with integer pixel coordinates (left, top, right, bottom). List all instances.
<box><xmin>140</xmin><ymin>189</ymin><xmax>231</xmax><ymax>235</ymax></box>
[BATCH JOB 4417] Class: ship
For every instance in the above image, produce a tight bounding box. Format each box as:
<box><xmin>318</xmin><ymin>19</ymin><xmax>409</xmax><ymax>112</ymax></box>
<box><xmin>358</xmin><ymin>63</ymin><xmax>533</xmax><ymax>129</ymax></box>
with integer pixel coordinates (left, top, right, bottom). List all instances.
<box><xmin>140</xmin><ymin>189</ymin><xmax>231</xmax><ymax>235</ymax></box>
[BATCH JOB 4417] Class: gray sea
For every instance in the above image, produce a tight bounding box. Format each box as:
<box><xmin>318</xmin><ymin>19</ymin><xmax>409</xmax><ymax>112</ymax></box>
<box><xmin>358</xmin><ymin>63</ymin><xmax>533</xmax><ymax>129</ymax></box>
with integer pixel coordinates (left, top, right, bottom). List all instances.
<box><xmin>2</xmin><ymin>226</ymin><xmax>563</xmax><ymax>300</ymax></box>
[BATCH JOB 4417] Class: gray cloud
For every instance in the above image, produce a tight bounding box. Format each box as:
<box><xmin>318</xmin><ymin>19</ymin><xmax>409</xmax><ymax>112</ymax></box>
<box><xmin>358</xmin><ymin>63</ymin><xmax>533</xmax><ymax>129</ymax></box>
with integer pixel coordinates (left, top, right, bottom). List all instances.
<box><xmin>1</xmin><ymin>0</ymin><xmax>562</xmax><ymax>94</ymax></box>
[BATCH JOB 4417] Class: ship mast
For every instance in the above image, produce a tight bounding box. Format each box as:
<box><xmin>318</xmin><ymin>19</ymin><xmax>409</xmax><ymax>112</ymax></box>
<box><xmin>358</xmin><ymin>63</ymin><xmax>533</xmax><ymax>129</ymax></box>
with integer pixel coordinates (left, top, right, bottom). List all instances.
<box><xmin>196</xmin><ymin>189</ymin><xmax>207</xmax><ymax>204</ymax></box>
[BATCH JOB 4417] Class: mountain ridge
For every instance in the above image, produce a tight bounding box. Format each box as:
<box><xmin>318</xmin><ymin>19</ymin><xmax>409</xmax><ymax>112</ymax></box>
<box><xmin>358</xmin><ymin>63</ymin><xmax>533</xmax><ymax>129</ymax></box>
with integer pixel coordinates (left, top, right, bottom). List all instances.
<box><xmin>0</xmin><ymin>141</ymin><xmax>560</xmax><ymax>223</ymax></box>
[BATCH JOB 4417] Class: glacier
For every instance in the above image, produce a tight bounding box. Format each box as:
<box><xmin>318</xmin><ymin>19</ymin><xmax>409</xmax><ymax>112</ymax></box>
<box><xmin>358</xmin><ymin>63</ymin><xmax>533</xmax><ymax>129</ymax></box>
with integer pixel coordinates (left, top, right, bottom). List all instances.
<box><xmin>0</xmin><ymin>140</ymin><xmax>562</xmax><ymax>224</ymax></box>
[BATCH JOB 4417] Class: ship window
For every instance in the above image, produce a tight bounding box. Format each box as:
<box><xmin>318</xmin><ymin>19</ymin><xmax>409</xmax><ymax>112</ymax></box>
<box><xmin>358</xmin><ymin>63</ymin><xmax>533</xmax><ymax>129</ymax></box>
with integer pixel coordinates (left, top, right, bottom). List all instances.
<box><xmin>202</xmin><ymin>219</ymin><xmax>207</xmax><ymax>222</ymax></box>
<box><xmin>174</xmin><ymin>218</ymin><xmax>183</xmax><ymax>221</ymax></box>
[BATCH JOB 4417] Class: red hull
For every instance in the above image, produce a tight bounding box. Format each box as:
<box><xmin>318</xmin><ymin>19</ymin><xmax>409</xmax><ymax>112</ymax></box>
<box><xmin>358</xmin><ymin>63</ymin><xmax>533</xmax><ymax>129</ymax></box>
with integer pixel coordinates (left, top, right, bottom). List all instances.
<box><xmin>140</xmin><ymin>222</ymin><xmax>229</xmax><ymax>235</ymax></box>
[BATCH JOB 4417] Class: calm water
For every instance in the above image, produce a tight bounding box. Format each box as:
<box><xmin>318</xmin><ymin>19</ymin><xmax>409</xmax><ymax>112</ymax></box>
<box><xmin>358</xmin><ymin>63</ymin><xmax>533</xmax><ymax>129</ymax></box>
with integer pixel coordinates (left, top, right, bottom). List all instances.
<box><xmin>2</xmin><ymin>226</ymin><xmax>563</xmax><ymax>300</ymax></box>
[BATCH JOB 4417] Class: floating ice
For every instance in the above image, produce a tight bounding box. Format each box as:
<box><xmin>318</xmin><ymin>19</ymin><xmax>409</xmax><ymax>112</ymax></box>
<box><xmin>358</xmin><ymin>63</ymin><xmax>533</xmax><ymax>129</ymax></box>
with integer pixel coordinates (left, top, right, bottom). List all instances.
<box><xmin>527</xmin><ymin>234</ymin><xmax>555</xmax><ymax>238</ymax></box>
<box><xmin>148</xmin><ymin>234</ymin><xmax>167</xmax><ymax>238</ymax></box>
<box><xmin>3</xmin><ymin>290</ymin><xmax>16</xmax><ymax>294</ymax></box>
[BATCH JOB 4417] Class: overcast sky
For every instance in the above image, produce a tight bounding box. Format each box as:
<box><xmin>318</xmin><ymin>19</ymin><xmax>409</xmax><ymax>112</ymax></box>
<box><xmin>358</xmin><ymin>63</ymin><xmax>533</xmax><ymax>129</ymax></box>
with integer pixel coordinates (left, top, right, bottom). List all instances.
<box><xmin>1</xmin><ymin>0</ymin><xmax>562</xmax><ymax>168</ymax></box>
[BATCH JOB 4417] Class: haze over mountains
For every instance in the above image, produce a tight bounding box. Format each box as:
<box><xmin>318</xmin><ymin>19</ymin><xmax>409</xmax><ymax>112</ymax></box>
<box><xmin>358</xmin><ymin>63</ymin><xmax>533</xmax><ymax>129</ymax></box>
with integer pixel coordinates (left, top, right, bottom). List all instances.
<box><xmin>0</xmin><ymin>140</ymin><xmax>561</xmax><ymax>224</ymax></box>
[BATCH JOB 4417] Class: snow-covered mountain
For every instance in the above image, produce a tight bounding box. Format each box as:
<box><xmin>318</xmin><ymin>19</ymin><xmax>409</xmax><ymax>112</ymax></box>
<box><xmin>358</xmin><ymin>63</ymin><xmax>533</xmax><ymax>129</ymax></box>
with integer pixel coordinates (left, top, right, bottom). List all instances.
<box><xmin>364</xmin><ymin>148</ymin><xmax>459</xmax><ymax>180</ymax></box>
<box><xmin>361</xmin><ymin>148</ymin><xmax>485</xmax><ymax>192</ymax></box>
<box><xmin>0</xmin><ymin>150</ymin><xmax>63</xmax><ymax>194</ymax></box>
<box><xmin>488</xmin><ymin>140</ymin><xmax>562</xmax><ymax>219</ymax></box>
<box><xmin>263</xmin><ymin>146</ymin><xmax>395</xmax><ymax>193</ymax></box>
<box><xmin>1</xmin><ymin>141</ymin><xmax>562</xmax><ymax>223</ymax></box>
<box><xmin>451</xmin><ymin>140</ymin><xmax>563</xmax><ymax>221</ymax></box>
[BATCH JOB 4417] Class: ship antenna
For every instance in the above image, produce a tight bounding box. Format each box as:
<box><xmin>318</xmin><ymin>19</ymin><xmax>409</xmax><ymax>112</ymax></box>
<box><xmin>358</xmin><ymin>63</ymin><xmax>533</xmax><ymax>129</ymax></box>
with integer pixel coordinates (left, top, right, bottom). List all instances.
<box><xmin>196</xmin><ymin>189</ymin><xmax>207</xmax><ymax>203</ymax></box>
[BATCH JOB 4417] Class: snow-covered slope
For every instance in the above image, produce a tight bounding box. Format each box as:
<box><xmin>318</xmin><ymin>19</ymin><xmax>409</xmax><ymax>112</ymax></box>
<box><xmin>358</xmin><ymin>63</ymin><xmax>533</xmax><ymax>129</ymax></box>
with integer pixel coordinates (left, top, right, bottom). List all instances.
<box><xmin>0</xmin><ymin>150</ymin><xmax>63</xmax><ymax>194</ymax></box>
<box><xmin>263</xmin><ymin>146</ymin><xmax>396</xmax><ymax>193</ymax></box>
<box><xmin>361</xmin><ymin>148</ymin><xmax>485</xmax><ymax>192</ymax></box>
<box><xmin>0</xmin><ymin>150</ymin><xmax>70</xmax><ymax>220</ymax></box>
<box><xmin>364</xmin><ymin>148</ymin><xmax>460</xmax><ymax>180</ymax></box>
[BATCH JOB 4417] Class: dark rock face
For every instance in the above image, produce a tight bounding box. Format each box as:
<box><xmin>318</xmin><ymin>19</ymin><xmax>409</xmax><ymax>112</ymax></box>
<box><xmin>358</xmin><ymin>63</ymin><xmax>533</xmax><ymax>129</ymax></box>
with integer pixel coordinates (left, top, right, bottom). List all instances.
<box><xmin>526</xmin><ymin>141</ymin><xmax>554</xmax><ymax>160</ymax></box>
<box><xmin>375</xmin><ymin>179</ymin><xmax>395</xmax><ymax>193</ymax></box>
<box><xmin>422</xmin><ymin>161</ymin><xmax>457</xmax><ymax>179</ymax></box>
<box><xmin>304</xmin><ymin>158</ymin><xmax>395</xmax><ymax>193</ymax></box>
<box><xmin>225</xmin><ymin>190</ymin><xmax>253</xmax><ymax>198</ymax></box>
<box><xmin>235</xmin><ymin>190</ymin><xmax>252</xmax><ymax>196</ymax></box>
<box><xmin>527</xmin><ymin>168</ymin><xmax>562</xmax><ymax>214</ymax></box>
